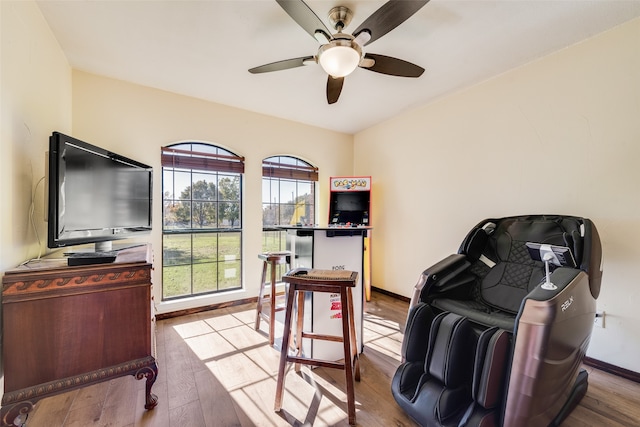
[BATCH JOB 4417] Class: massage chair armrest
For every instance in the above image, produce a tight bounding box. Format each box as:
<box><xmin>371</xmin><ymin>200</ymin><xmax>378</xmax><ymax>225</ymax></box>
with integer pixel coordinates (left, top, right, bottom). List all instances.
<box><xmin>525</xmin><ymin>267</ymin><xmax>583</xmax><ymax>303</ymax></box>
<box><xmin>409</xmin><ymin>254</ymin><xmax>472</xmax><ymax>310</ymax></box>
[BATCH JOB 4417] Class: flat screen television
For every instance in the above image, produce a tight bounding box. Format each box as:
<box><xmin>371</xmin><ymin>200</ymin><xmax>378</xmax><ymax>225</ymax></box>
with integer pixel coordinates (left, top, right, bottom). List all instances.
<box><xmin>47</xmin><ymin>132</ymin><xmax>153</xmax><ymax>252</ymax></box>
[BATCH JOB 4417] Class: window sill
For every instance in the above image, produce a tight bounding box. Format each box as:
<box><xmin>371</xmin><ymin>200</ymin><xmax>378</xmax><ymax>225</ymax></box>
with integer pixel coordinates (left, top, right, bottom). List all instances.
<box><xmin>155</xmin><ymin>287</ymin><xmax>249</xmax><ymax>316</ymax></box>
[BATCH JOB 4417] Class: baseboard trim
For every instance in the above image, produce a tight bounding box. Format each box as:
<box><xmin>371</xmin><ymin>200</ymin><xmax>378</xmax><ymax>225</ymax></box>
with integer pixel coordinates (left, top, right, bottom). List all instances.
<box><xmin>583</xmin><ymin>357</ymin><xmax>640</xmax><ymax>384</ymax></box>
<box><xmin>371</xmin><ymin>286</ymin><xmax>411</xmax><ymax>303</ymax></box>
<box><xmin>156</xmin><ymin>296</ymin><xmax>257</xmax><ymax>320</ymax></box>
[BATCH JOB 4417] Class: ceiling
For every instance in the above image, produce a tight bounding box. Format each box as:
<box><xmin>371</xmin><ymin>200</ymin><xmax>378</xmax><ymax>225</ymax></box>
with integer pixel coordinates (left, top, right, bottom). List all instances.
<box><xmin>36</xmin><ymin>0</ymin><xmax>640</xmax><ymax>135</ymax></box>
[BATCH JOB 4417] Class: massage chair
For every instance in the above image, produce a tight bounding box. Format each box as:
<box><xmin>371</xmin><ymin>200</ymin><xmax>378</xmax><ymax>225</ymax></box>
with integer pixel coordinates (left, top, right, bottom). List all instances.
<box><xmin>391</xmin><ymin>215</ymin><xmax>603</xmax><ymax>426</ymax></box>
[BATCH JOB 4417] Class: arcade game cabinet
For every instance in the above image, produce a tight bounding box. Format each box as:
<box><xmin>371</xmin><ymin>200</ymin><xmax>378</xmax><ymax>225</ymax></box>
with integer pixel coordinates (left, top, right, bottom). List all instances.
<box><xmin>329</xmin><ymin>176</ymin><xmax>372</xmax><ymax>300</ymax></box>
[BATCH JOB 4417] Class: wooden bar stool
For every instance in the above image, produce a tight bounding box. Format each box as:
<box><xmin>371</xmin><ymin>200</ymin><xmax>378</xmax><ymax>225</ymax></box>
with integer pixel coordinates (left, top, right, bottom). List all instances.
<box><xmin>255</xmin><ymin>251</ymin><xmax>291</xmax><ymax>346</ymax></box>
<box><xmin>274</xmin><ymin>269</ymin><xmax>361</xmax><ymax>425</ymax></box>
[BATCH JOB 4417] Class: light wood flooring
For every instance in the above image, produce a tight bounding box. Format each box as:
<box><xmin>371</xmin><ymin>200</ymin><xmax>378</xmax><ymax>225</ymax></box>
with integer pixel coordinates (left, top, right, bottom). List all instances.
<box><xmin>23</xmin><ymin>291</ymin><xmax>640</xmax><ymax>427</ymax></box>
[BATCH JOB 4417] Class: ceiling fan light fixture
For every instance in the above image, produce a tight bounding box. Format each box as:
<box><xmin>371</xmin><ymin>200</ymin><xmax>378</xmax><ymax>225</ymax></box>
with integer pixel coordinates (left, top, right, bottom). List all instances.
<box><xmin>318</xmin><ymin>40</ymin><xmax>362</xmax><ymax>78</ymax></box>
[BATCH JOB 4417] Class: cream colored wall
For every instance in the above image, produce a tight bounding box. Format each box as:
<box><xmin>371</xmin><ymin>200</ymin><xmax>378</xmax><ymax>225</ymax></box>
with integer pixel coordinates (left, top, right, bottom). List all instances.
<box><xmin>0</xmin><ymin>1</ymin><xmax>72</xmax><ymax>272</ymax></box>
<box><xmin>0</xmin><ymin>0</ymin><xmax>72</xmax><ymax>403</ymax></box>
<box><xmin>354</xmin><ymin>17</ymin><xmax>640</xmax><ymax>372</ymax></box>
<box><xmin>71</xmin><ymin>71</ymin><xmax>353</xmax><ymax>314</ymax></box>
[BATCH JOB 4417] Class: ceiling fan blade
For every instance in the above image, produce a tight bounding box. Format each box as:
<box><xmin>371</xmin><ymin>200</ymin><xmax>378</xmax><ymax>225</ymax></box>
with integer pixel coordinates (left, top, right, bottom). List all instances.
<box><xmin>276</xmin><ymin>0</ymin><xmax>332</xmax><ymax>42</ymax></box>
<box><xmin>352</xmin><ymin>0</ymin><xmax>429</xmax><ymax>46</ymax></box>
<box><xmin>361</xmin><ymin>54</ymin><xmax>424</xmax><ymax>77</ymax></box>
<box><xmin>327</xmin><ymin>76</ymin><xmax>344</xmax><ymax>104</ymax></box>
<box><xmin>249</xmin><ymin>56</ymin><xmax>315</xmax><ymax>74</ymax></box>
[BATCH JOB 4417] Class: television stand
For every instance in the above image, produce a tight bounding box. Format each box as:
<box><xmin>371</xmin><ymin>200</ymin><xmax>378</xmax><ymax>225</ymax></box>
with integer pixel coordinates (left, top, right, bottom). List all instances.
<box><xmin>1</xmin><ymin>245</ymin><xmax>158</xmax><ymax>427</ymax></box>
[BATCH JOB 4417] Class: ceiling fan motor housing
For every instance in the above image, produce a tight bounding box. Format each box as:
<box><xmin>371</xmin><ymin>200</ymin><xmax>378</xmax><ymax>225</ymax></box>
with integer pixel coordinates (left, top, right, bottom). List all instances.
<box><xmin>328</xmin><ymin>6</ymin><xmax>353</xmax><ymax>31</ymax></box>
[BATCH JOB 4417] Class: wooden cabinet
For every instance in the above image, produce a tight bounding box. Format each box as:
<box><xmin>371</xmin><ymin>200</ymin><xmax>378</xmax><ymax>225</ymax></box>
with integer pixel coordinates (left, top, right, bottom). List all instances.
<box><xmin>1</xmin><ymin>245</ymin><xmax>158</xmax><ymax>427</ymax></box>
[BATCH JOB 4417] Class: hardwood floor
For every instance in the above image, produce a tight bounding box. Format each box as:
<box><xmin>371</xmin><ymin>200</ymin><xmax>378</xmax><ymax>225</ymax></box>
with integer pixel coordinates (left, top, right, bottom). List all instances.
<box><xmin>23</xmin><ymin>291</ymin><xmax>640</xmax><ymax>427</ymax></box>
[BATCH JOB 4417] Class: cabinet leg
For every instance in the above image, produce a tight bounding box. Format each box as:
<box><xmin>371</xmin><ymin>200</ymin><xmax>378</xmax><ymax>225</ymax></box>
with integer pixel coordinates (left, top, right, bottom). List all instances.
<box><xmin>135</xmin><ymin>361</ymin><xmax>159</xmax><ymax>410</ymax></box>
<box><xmin>1</xmin><ymin>401</ymin><xmax>34</xmax><ymax>427</ymax></box>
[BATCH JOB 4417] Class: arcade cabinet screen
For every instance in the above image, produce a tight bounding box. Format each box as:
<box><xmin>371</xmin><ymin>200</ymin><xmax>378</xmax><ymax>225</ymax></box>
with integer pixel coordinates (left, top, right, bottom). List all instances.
<box><xmin>331</xmin><ymin>192</ymin><xmax>369</xmax><ymax>224</ymax></box>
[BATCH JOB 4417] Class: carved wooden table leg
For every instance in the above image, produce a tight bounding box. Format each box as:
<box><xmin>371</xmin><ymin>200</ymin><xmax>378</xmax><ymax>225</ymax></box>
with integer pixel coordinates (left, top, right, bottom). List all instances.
<box><xmin>135</xmin><ymin>360</ymin><xmax>159</xmax><ymax>409</ymax></box>
<box><xmin>1</xmin><ymin>400</ymin><xmax>34</xmax><ymax>427</ymax></box>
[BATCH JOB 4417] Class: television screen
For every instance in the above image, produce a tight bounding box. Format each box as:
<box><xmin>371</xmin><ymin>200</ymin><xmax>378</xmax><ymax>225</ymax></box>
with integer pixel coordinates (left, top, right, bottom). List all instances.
<box><xmin>47</xmin><ymin>132</ymin><xmax>152</xmax><ymax>250</ymax></box>
<box><xmin>330</xmin><ymin>191</ymin><xmax>370</xmax><ymax>225</ymax></box>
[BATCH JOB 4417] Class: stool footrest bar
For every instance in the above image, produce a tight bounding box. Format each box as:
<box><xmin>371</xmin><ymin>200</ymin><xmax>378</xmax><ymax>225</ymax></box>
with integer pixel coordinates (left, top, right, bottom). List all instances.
<box><xmin>300</xmin><ymin>332</ymin><xmax>344</xmax><ymax>343</ymax></box>
<box><xmin>286</xmin><ymin>356</ymin><xmax>345</xmax><ymax>370</ymax></box>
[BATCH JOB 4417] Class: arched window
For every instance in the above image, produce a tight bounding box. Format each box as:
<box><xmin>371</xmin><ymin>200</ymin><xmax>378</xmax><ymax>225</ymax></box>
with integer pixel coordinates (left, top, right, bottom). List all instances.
<box><xmin>162</xmin><ymin>143</ymin><xmax>243</xmax><ymax>300</ymax></box>
<box><xmin>262</xmin><ymin>156</ymin><xmax>317</xmax><ymax>253</ymax></box>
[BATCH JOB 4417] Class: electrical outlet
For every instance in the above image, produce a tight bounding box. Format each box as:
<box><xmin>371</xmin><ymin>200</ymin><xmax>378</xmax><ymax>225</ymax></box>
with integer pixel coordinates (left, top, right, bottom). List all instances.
<box><xmin>594</xmin><ymin>311</ymin><xmax>606</xmax><ymax>328</ymax></box>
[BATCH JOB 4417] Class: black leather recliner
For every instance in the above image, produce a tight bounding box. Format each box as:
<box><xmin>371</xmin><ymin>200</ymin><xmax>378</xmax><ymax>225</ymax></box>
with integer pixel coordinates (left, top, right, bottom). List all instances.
<box><xmin>392</xmin><ymin>215</ymin><xmax>603</xmax><ymax>427</ymax></box>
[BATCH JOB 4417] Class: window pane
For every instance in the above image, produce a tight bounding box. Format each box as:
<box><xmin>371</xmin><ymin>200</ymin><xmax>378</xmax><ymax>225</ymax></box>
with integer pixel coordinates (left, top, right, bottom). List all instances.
<box><xmin>163</xmin><ymin>200</ymin><xmax>176</xmax><ymax>228</ymax></box>
<box><xmin>192</xmin><ymin>201</ymin><xmax>217</xmax><ymax>228</ymax></box>
<box><xmin>190</xmin><ymin>176</ymin><xmax>218</xmax><ymax>201</ymax></box>
<box><xmin>271</xmin><ymin>180</ymin><xmax>279</xmax><ymax>204</ymax></box>
<box><xmin>221</xmin><ymin>202</ymin><xmax>240</xmax><ymax>228</ymax></box>
<box><xmin>279</xmin><ymin>180</ymin><xmax>296</xmax><ymax>204</ymax></box>
<box><xmin>175</xmin><ymin>170</ymin><xmax>191</xmax><ymax>200</ymax></box>
<box><xmin>163</xmin><ymin>234</ymin><xmax>192</xmax><ymax>265</ymax></box>
<box><xmin>218</xmin><ymin>259</ymin><xmax>240</xmax><ymax>290</ymax></box>
<box><xmin>162</xmin><ymin>265</ymin><xmax>191</xmax><ymax>298</ymax></box>
<box><xmin>163</xmin><ymin>170</ymin><xmax>174</xmax><ymax>200</ymax></box>
<box><xmin>291</xmin><ymin>200</ymin><xmax>307</xmax><ymax>225</ymax></box>
<box><xmin>219</xmin><ymin>232</ymin><xmax>241</xmax><ymax>260</ymax></box>
<box><xmin>306</xmin><ymin>206</ymin><xmax>313</xmax><ymax>225</ymax></box>
<box><xmin>297</xmin><ymin>181</ymin><xmax>312</xmax><ymax>198</ymax></box>
<box><xmin>193</xmin><ymin>262</ymin><xmax>218</xmax><ymax>294</ymax></box>
<box><xmin>280</xmin><ymin>204</ymin><xmax>295</xmax><ymax>225</ymax></box>
<box><xmin>193</xmin><ymin>143</ymin><xmax>215</xmax><ymax>154</ymax></box>
<box><xmin>170</xmin><ymin>201</ymin><xmax>191</xmax><ymax>229</ymax></box>
<box><xmin>218</xmin><ymin>175</ymin><xmax>240</xmax><ymax>201</ymax></box>
<box><xmin>262</xmin><ymin>179</ymin><xmax>272</xmax><ymax>204</ymax></box>
<box><xmin>219</xmin><ymin>232</ymin><xmax>241</xmax><ymax>290</ymax></box>
<box><xmin>263</xmin><ymin>203</ymin><xmax>278</xmax><ymax>227</ymax></box>
<box><xmin>193</xmin><ymin>143</ymin><xmax>234</xmax><ymax>157</ymax></box>
<box><xmin>262</xmin><ymin>229</ymin><xmax>285</xmax><ymax>252</ymax></box>
<box><xmin>193</xmin><ymin>233</ymin><xmax>217</xmax><ymax>264</ymax></box>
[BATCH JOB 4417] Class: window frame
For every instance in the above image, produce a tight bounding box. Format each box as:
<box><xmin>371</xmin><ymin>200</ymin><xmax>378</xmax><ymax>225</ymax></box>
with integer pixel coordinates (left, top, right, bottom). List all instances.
<box><xmin>161</xmin><ymin>142</ymin><xmax>244</xmax><ymax>301</ymax></box>
<box><xmin>262</xmin><ymin>155</ymin><xmax>318</xmax><ymax>255</ymax></box>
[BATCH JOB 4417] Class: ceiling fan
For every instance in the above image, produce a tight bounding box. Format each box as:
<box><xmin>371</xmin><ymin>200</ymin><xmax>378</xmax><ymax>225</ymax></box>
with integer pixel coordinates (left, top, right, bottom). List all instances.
<box><xmin>249</xmin><ymin>0</ymin><xmax>429</xmax><ymax>104</ymax></box>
